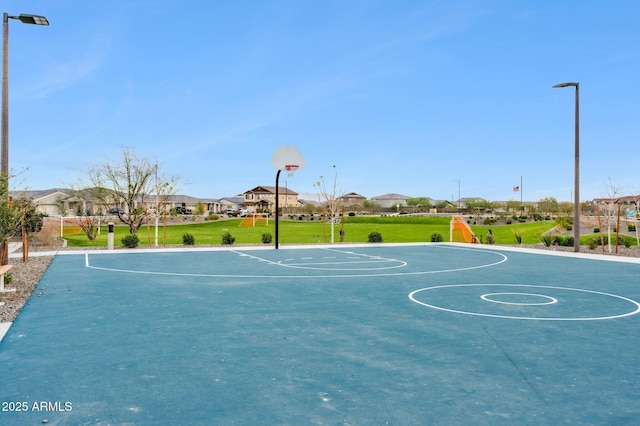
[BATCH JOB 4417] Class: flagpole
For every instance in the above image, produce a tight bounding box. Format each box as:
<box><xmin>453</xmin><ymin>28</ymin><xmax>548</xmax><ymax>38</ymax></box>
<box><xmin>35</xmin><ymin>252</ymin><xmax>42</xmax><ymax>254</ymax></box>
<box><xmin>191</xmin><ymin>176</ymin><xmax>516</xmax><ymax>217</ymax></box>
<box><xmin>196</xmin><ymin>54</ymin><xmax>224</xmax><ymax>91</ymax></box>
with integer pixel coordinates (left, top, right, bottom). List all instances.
<box><xmin>520</xmin><ymin>176</ymin><xmax>523</xmax><ymax>213</ymax></box>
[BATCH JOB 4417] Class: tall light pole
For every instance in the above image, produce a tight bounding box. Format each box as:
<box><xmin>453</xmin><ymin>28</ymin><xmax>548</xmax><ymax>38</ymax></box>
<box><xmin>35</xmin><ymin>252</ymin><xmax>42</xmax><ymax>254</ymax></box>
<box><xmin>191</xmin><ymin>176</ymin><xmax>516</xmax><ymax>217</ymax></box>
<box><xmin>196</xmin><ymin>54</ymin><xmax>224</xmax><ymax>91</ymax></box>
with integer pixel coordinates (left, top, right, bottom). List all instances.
<box><xmin>553</xmin><ymin>82</ymin><xmax>580</xmax><ymax>252</ymax></box>
<box><xmin>1</xmin><ymin>13</ymin><xmax>48</xmax><ymax>265</ymax></box>
<box><xmin>2</xmin><ymin>13</ymin><xmax>49</xmax><ymax>177</ymax></box>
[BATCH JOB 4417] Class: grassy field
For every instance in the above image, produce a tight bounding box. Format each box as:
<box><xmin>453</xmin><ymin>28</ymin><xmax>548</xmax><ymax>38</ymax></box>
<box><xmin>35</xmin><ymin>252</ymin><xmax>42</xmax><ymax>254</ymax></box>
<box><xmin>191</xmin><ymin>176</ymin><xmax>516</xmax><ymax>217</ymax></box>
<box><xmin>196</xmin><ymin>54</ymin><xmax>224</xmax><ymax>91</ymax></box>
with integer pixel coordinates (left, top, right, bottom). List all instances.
<box><xmin>61</xmin><ymin>216</ymin><xmax>560</xmax><ymax>248</ymax></box>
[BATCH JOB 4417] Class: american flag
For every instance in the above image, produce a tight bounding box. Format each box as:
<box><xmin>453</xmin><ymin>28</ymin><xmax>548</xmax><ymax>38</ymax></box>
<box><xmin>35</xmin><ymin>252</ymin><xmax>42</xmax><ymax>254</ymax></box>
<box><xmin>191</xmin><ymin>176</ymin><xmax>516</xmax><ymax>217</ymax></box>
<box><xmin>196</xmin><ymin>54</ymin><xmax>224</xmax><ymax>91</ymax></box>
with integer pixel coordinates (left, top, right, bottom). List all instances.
<box><xmin>513</xmin><ymin>186</ymin><xmax>519</xmax><ymax>192</ymax></box>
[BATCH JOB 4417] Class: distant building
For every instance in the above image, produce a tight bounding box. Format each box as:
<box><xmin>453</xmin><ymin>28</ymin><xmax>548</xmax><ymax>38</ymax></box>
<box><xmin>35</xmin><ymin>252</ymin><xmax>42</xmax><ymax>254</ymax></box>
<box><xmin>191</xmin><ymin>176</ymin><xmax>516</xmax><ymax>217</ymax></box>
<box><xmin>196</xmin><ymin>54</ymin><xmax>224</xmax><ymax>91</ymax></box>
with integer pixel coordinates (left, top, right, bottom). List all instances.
<box><xmin>10</xmin><ymin>188</ymin><xmax>71</xmax><ymax>216</ymax></box>
<box><xmin>243</xmin><ymin>186</ymin><xmax>301</xmax><ymax>213</ymax></box>
<box><xmin>338</xmin><ymin>192</ymin><xmax>367</xmax><ymax>208</ymax></box>
<box><xmin>142</xmin><ymin>194</ymin><xmax>222</xmax><ymax>214</ymax></box>
<box><xmin>11</xmin><ymin>188</ymin><xmax>118</xmax><ymax>216</ymax></box>
<box><xmin>218</xmin><ymin>196</ymin><xmax>245</xmax><ymax>211</ymax></box>
<box><xmin>370</xmin><ymin>193</ymin><xmax>411</xmax><ymax>209</ymax></box>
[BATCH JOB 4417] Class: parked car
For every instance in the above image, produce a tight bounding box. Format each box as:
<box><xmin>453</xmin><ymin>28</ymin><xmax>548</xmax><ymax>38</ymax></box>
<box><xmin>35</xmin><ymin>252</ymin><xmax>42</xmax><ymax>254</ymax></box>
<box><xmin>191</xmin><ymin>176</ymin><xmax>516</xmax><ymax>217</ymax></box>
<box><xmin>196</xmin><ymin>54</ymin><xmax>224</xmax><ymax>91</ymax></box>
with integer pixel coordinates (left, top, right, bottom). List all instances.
<box><xmin>172</xmin><ymin>207</ymin><xmax>193</xmax><ymax>215</ymax></box>
<box><xmin>226</xmin><ymin>209</ymin><xmax>247</xmax><ymax>217</ymax></box>
<box><xmin>109</xmin><ymin>208</ymin><xmax>124</xmax><ymax>215</ymax></box>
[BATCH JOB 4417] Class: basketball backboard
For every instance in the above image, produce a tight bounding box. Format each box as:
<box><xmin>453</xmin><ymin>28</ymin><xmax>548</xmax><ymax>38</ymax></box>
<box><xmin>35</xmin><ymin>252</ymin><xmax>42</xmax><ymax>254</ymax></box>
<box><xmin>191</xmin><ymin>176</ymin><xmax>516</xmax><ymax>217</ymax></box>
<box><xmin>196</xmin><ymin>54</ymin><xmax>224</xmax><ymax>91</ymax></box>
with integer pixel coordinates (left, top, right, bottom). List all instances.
<box><xmin>271</xmin><ymin>146</ymin><xmax>305</xmax><ymax>176</ymax></box>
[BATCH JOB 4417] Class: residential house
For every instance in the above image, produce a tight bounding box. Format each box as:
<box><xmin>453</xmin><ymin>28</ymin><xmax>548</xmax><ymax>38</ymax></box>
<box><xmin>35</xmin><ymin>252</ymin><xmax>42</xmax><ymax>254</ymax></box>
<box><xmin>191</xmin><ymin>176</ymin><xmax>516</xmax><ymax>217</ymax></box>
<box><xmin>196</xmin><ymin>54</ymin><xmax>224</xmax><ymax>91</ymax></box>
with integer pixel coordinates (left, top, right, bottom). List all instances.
<box><xmin>140</xmin><ymin>194</ymin><xmax>222</xmax><ymax>215</ymax></box>
<box><xmin>370</xmin><ymin>193</ymin><xmax>412</xmax><ymax>209</ymax></box>
<box><xmin>243</xmin><ymin>186</ymin><xmax>301</xmax><ymax>214</ymax></box>
<box><xmin>218</xmin><ymin>196</ymin><xmax>245</xmax><ymax>212</ymax></box>
<box><xmin>10</xmin><ymin>188</ymin><xmax>69</xmax><ymax>216</ymax></box>
<box><xmin>10</xmin><ymin>188</ymin><xmax>116</xmax><ymax>216</ymax></box>
<box><xmin>338</xmin><ymin>192</ymin><xmax>367</xmax><ymax>209</ymax></box>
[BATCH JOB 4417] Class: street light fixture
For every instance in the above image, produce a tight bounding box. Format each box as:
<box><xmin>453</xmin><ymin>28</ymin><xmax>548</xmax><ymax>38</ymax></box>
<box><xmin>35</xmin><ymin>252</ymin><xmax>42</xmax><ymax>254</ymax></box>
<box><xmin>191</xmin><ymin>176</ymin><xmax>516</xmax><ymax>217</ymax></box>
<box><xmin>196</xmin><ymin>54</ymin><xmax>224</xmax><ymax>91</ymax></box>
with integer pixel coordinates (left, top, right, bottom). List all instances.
<box><xmin>2</xmin><ymin>12</ymin><xmax>50</xmax><ymax>176</ymax></box>
<box><xmin>552</xmin><ymin>82</ymin><xmax>580</xmax><ymax>252</ymax></box>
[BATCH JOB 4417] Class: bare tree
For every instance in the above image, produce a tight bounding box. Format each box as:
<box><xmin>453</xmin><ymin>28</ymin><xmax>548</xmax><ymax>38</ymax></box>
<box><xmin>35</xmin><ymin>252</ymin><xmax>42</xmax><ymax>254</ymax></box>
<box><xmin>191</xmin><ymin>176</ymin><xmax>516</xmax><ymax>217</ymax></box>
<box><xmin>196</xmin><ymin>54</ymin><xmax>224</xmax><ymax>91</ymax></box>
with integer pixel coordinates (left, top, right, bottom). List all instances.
<box><xmin>61</xmin><ymin>187</ymin><xmax>104</xmax><ymax>240</ymax></box>
<box><xmin>600</xmin><ymin>177</ymin><xmax>622</xmax><ymax>253</ymax></box>
<box><xmin>314</xmin><ymin>165</ymin><xmax>344</xmax><ymax>243</ymax></box>
<box><xmin>85</xmin><ymin>148</ymin><xmax>159</xmax><ymax>234</ymax></box>
<box><xmin>148</xmin><ymin>167</ymin><xmax>181</xmax><ymax>247</ymax></box>
<box><xmin>630</xmin><ymin>191</ymin><xmax>640</xmax><ymax>246</ymax></box>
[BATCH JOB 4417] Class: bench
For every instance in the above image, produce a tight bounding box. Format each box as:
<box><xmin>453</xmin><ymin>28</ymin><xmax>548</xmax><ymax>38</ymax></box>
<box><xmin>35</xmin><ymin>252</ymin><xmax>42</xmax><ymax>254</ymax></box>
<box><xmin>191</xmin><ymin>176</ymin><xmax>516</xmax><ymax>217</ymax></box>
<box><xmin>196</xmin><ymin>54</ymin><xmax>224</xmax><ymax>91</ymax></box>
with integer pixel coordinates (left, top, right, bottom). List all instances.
<box><xmin>0</xmin><ymin>264</ymin><xmax>15</xmax><ymax>293</ymax></box>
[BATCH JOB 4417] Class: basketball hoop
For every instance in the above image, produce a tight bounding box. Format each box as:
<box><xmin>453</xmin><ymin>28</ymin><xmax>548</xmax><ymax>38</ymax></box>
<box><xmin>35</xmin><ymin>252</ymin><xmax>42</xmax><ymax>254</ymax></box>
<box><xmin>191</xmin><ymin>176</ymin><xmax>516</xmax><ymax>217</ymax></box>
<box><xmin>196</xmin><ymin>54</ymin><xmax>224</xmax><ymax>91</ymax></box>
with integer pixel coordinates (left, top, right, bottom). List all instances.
<box><xmin>284</xmin><ymin>164</ymin><xmax>299</xmax><ymax>177</ymax></box>
<box><xmin>271</xmin><ymin>146</ymin><xmax>305</xmax><ymax>250</ymax></box>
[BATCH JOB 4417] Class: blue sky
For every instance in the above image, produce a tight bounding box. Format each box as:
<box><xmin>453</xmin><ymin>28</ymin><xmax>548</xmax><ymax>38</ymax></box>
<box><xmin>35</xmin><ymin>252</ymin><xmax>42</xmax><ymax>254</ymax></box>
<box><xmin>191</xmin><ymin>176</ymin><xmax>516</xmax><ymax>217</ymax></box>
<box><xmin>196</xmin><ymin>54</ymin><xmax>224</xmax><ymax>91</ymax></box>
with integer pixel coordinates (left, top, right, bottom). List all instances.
<box><xmin>6</xmin><ymin>0</ymin><xmax>640</xmax><ymax>203</ymax></box>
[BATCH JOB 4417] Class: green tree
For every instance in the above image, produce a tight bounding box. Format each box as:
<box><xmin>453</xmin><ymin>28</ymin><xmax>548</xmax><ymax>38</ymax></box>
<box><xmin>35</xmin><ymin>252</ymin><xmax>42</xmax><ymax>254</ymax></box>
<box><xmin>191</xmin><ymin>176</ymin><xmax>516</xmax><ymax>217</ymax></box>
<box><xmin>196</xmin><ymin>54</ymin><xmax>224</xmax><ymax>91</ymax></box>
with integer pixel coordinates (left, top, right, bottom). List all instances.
<box><xmin>407</xmin><ymin>197</ymin><xmax>432</xmax><ymax>211</ymax></box>
<box><xmin>538</xmin><ymin>197</ymin><xmax>559</xmax><ymax>216</ymax></box>
<box><xmin>363</xmin><ymin>199</ymin><xmax>381</xmax><ymax>213</ymax></box>
<box><xmin>505</xmin><ymin>199</ymin><xmax>521</xmax><ymax>213</ymax></box>
<box><xmin>0</xmin><ymin>174</ymin><xmax>21</xmax><ymax>264</ymax></box>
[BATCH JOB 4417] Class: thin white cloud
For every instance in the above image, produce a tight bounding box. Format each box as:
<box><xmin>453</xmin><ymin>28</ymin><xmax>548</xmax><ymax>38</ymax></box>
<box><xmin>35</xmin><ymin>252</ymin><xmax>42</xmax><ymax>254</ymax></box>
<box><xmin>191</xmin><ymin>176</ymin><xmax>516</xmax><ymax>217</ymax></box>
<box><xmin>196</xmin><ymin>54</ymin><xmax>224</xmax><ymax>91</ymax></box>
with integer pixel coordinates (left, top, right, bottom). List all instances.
<box><xmin>16</xmin><ymin>48</ymin><xmax>107</xmax><ymax>100</ymax></box>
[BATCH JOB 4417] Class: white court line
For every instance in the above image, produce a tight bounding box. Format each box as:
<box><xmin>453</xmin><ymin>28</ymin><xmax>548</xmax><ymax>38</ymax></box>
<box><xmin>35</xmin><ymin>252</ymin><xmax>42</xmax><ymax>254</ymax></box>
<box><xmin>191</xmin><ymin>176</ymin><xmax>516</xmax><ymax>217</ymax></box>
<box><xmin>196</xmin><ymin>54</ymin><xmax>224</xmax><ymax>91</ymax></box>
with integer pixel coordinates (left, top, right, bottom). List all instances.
<box><xmin>234</xmin><ymin>248</ymin><xmax>407</xmax><ymax>271</ymax></box>
<box><xmin>0</xmin><ymin>322</ymin><xmax>11</xmax><ymax>342</ymax></box>
<box><xmin>83</xmin><ymin>245</ymin><xmax>507</xmax><ymax>279</ymax></box>
<box><xmin>409</xmin><ymin>284</ymin><xmax>640</xmax><ymax>321</ymax></box>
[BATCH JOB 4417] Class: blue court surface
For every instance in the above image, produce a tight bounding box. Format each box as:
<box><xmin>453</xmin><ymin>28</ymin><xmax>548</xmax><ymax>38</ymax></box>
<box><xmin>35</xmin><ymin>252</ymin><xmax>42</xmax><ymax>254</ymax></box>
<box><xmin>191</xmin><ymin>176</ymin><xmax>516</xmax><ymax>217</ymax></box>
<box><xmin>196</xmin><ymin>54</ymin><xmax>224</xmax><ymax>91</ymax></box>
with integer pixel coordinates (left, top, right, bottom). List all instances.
<box><xmin>1</xmin><ymin>243</ymin><xmax>640</xmax><ymax>425</ymax></box>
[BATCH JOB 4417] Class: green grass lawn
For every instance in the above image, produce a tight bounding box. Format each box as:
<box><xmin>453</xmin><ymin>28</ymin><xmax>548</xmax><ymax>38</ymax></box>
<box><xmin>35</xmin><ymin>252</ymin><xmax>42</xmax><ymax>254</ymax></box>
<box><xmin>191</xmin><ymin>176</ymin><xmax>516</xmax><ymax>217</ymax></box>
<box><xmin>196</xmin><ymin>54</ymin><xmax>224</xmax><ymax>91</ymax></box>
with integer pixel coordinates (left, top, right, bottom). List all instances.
<box><xmin>62</xmin><ymin>216</ymin><xmax>559</xmax><ymax>248</ymax></box>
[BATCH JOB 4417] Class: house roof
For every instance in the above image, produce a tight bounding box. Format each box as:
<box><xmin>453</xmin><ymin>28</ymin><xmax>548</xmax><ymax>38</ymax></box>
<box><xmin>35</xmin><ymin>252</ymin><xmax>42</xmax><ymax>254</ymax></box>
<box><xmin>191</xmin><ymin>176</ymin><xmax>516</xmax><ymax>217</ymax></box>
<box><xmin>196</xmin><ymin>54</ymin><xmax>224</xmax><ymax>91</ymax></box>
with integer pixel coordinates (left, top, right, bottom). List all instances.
<box><xmin>143</xmin><ymin>194</ymin><xmax>220</xmax><ymax>204</ymax></box>
<box><xmin>591</xmin><ymin>195</ymin><xmax>639</xmax><ymax>204</ymax></box>
<box><xmin>340</xmin><ymin>192</ymin><xmax>366</xmax><ymax>199</ymax></box>
<box><xmin>244</xmin><ymin>186</ymin><xmax>298</xmax><ymax>195</ymax></box>
<box><xmin>370</xmin><ymin>193</ymin><xmax>411</xmax><ymax>200</ymax></box>
<box><xmin>9</xmin><ymin>188</ymin><xmax>71</xmax><ymax>200</ymax></box>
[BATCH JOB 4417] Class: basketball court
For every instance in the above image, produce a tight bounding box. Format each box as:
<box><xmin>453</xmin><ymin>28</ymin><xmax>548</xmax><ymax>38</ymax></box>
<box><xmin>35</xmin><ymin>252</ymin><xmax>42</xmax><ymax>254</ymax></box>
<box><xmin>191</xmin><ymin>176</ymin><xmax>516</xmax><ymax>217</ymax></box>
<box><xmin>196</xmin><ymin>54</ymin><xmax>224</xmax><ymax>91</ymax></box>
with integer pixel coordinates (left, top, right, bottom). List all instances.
<box><xmin>1</xmin><ymin>243</ymin><xmax>640</xmax><ymax>424</ymax></box>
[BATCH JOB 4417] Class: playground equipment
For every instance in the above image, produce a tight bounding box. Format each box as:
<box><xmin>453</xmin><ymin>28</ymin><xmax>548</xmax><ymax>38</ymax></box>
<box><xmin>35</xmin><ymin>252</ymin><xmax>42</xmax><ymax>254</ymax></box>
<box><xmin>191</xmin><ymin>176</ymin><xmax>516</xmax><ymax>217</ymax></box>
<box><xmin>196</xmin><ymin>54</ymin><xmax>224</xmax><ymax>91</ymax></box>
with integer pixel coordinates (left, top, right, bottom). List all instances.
<box><xmin>239</xmin><ymin>213</ymin><xmax>269</xmax><ymax>227</ymax></box>
<box><xmin>450</xmin><ymin>215</ymin><xmax>478</xmax><ymax>243</ymax></box>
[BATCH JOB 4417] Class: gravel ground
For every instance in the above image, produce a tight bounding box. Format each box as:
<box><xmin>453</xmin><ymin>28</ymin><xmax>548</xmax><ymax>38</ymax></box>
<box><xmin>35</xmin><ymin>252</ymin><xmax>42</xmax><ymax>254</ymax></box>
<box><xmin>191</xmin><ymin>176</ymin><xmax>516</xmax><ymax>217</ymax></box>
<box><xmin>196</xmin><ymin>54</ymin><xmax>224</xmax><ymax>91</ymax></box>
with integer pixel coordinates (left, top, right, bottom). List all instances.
<box><xmin>0</xmin><ymin>255</ymin><xmax>54</xmax><ymax>323</ymax></box>
<box><xmin>1</xmin><ymin>242</ymin><xmax>639</xmax><ymax>324</ymax></box>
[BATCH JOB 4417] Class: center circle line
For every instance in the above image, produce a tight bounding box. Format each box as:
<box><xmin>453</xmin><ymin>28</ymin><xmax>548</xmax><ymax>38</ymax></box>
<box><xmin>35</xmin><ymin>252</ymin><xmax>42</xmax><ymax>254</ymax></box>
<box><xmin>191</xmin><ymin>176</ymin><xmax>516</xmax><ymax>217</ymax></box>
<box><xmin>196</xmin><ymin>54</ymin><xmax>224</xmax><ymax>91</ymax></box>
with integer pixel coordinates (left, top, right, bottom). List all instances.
<box><xmin>480</xmin><ymin>292</ymin><xmax>558</xmax><ymax>306</ymax></box>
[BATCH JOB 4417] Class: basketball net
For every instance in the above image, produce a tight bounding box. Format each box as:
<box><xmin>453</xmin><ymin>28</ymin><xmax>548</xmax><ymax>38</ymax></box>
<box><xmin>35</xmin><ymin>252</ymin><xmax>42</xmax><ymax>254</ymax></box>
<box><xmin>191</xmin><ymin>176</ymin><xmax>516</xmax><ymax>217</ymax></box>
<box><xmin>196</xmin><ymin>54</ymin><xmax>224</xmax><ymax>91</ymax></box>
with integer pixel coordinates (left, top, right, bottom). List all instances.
<box><xmin>284</xmin><ymin>164</ymin><xmax>299</xmax><ymax>177</ymax></box>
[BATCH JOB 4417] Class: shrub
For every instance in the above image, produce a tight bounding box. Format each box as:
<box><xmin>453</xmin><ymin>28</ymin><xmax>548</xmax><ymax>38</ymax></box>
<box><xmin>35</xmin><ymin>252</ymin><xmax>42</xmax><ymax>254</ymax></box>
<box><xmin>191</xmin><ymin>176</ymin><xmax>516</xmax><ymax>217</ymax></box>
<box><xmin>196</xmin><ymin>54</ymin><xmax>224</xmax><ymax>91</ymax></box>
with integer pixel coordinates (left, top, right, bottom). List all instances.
<box><xmin>430</xmin><ymin>233</ymin><xmax>443</xmax><ymax>242</ymax></box>
<box><xmin>221</xmin><ymin>232</ymin><xmax>235</xmax><ymax>245</ymax></box>
<box><xmin>628</xmin><ymin>224</ymin><xmax>636</xmax><ymax>232</ymax></box>
<box><xmin>182</xmin><ymin>233</ymin><xmax>195</xmax><ymax>245</ymax></box>
<box><xmin>262</xmin><ymin>233</ymin><xmax>273</xmax><ymax>244</ymax></box>
<box><xmin>486</xmin><ymin>233</ymin><xmax>495</xmax><ymax>244</ymax></box>
<box><xmin>588</xmin><ymin>238</ymin><xmax>599</xmax><ymax>250</ymax></box>
<box><xmin>514</xmin><ymin>231</ymin><xmax>522</xmax><ymax>245</ymax></box>
<box><xmin>121</xmin><ymin>234</ymin><xmax>139</xmax><ymax>248</ymax></box>
<box><xmin>555</xmin><ymin>236</ymin><xmax>574</xmax><ymax>247</ymax></box>
<box><xmin>483</xmin><ymin>218</ymin><xmax>497</xmax><ymax>225</ymax></box>
<box><xmin>593</xmin><ymin>227</ymin><xmax>600</xmax><ymax>233</ymax></box>
<box><xmin>368</xmin><ymin>231</ymin><xmax>383</xmax><ymax>243</ymax></box>
<box><xmin>205</xmin><ymin>214</ymin><xmax>219</xmax><ymax>221</ymax></box>
<box><xmin>4</xmin><ymin>272</ymin><xmax>12</xmax><ymax>284</ymax></box>
<box><xmin>540</xmin><ymin>234</ymin><xmax>553</xmax><ymax>247</ymax></box>
<box><xmin>348</xmin><ymin>212</ymin><xmax>356</xmax><ymax>216</ymax></box>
